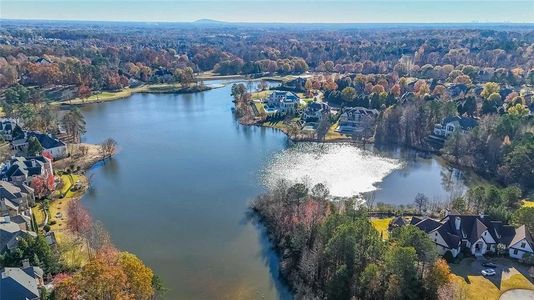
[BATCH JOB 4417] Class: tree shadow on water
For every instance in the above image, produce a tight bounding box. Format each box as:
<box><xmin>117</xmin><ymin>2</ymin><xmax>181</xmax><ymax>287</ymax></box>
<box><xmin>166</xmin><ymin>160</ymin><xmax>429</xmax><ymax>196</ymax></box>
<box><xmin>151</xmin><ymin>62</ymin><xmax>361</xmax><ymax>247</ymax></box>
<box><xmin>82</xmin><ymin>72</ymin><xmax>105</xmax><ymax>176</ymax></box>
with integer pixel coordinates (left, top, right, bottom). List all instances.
<box><xmin>244</xmin><ymin>211</ymin><xmax>294</xmax><ymax>300</ymax></box>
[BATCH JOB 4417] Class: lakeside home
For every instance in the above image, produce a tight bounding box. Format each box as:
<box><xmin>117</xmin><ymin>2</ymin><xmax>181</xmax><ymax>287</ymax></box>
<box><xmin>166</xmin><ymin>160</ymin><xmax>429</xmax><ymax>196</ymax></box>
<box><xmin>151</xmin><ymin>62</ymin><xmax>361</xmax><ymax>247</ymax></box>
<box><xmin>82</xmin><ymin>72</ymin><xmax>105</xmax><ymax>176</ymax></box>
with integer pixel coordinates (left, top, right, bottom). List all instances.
<box><xmin>266</xmin><ymin>91</ymin><xmax>300</xmax><ymax>114</ymax></box>
<box><xmin>433</xmin><ymin>116</ymin><xmax>479</xmax><ymax>138</ymax></box>
<box><xmin>392</xmin><ymin>214</ymin><xmax>534</xmax><ymax>260</ymax></box>
<box><xmin>0</xmin><ymin>156</ymin><xmax>54</xmax><ymax>193</ymax></box>
<box><xmin>336</xmin><ymin>107</ymin><xmax>378</xmax><ymax>135</ymax></box>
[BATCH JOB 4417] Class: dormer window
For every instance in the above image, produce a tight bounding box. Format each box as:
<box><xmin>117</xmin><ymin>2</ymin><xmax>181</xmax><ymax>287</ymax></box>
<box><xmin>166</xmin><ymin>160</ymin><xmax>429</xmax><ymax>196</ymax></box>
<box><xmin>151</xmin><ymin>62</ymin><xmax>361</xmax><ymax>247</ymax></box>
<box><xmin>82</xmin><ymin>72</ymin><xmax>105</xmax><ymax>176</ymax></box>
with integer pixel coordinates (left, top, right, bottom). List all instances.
<box><xmin>521</xmin><ymin>242</ymin><xmax>526</xmax><ymax>248</ymax></box>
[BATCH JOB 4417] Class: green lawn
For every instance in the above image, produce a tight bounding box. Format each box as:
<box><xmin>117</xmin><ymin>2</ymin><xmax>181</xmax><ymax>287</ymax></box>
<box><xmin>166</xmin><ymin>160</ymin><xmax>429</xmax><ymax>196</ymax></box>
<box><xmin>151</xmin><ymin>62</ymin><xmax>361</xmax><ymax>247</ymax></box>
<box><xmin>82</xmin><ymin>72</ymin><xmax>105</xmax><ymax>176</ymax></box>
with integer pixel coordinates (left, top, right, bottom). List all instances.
<box><xmin>522</xmin><ymin>200</ymin><xmax>534</xmax><ymax>208</ymax></box>
<box><xmin>371</xmin><ymin>217</ymin><xmax>392</xmax><ymax>240</ymax></box>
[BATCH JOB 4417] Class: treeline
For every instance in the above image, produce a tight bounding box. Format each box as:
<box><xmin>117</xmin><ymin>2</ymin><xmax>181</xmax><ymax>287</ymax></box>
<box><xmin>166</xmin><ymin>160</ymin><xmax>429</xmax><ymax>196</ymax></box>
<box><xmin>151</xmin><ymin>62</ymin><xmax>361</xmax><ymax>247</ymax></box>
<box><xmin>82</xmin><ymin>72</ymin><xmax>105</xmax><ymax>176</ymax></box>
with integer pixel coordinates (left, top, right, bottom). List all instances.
<box><xmin>2</xmin><ymin>24</ymin><xmax>534</xmax><ymax>92</ymax></box>
<box><xmin>252</xmin><ymin>181</ymin><xmax>457</xmax><ymax>300</ymax></box>
<box><xmin>443</xmin><ymin>112</ymin><xmax>533</xmax><ymax>190</ymax></box>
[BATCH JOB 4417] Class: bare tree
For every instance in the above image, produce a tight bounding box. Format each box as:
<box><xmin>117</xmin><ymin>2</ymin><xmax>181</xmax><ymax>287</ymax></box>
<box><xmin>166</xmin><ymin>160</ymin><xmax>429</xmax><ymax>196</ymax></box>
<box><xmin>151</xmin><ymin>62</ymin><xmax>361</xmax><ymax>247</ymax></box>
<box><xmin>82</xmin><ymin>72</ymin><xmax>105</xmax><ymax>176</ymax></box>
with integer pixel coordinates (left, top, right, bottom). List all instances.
<box><xmin>414</xmin><ymin>193</ymin><xmax>429</xmax><ymax>214</ymax></box>
<box><xmin>100</xmin><ymin>138</ymin><xmax>117</xmax><ymax>159</ymax></box>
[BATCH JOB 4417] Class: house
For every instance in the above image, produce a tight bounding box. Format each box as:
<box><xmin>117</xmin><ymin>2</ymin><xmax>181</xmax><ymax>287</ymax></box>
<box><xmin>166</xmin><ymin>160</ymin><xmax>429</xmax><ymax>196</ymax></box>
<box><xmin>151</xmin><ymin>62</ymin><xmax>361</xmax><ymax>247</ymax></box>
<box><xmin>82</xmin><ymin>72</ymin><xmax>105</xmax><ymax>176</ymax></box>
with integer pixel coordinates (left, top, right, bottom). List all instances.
<box><xmin>433</xmin><ymin>116</ymin><xmax>478</xmax><ymax>138</ymax></box>
<box><xmin>0</xmin><ymin>180</ymin><xmax>35</xmax><ymax>217</ymax></box>
<box><xmin>34</xmin><ymin>56</ymin><xmax>52</xmax><ymax>65</ymax></box>
<box><xmin>266</xmin><ymin>91</ymin><xmax>300</xmax><ymax>114</ymax></box>
<box><xmin>302</xmin><ymin>101</ymin><xmax>330</xmax><ymax>123</ymax></box>
<box><xmin>1</xmin><ymin>215</ymin><xmax>31</xmax><ymax>231</ymax></box>
<box><xmin>388</xmin><ymin>216</ymin><xmax>407</xmax><ymax>231</ymax></box>
<box><xmin>336</xmin><ymin>107</ymin><xmax>378</xmax><ymax>134</ymax></box>
<box><xmin>0</xmin><ymin>119</ymin><xmax>21</xmax><ymax>141</ymax></box>
<box><xmin>24</xmin><ymin>131</ymin><xmax>68</xmax><ymax>159</ymax></box>
<box><xmin>0</xmin><ymin>217</ymin><xmax>36</xmax><ymax>252</ymax></box>
<box><xmin>1</xmin><ymin>156</ymin><xmax>54</xmax><ymax>190</ymax></box>
<box><xmin>508</xmin><ymin>225</ymin><xmax>534</xmax><ymax>259</ymax></box>
<box><xmin>404</xmin><ymin>213</ymin><xmax>533</xmax><ymax>260</ymax></box>
<box><xmin>1</xmin><ymin>261</ymin><xmax>43</xmax><ymax>300</ymax></box>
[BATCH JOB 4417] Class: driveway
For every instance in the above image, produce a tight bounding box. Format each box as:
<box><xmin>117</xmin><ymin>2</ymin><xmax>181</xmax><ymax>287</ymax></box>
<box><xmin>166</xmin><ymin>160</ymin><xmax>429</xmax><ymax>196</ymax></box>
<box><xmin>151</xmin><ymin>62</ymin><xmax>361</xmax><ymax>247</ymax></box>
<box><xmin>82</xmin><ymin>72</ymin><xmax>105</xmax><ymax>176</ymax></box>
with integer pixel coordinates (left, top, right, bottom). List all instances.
<box><xmin>450</xmin><ymin>256</ymin><xmax>533</xmax><ymax>288</ymax></box>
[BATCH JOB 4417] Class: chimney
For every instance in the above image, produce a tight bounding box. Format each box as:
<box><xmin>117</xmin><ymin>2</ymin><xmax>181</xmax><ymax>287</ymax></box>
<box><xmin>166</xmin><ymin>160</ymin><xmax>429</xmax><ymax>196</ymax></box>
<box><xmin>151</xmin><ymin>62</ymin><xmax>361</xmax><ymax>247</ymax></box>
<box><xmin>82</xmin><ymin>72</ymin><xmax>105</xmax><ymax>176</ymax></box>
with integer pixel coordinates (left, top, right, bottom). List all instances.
<box><xmin>455</xmin><ymin>216</ymin><xmax>461</xmax><ymax>231</ymax></box>
<box><xmin>479</xmin><ymin>212</ymin><xmax>484</xmax><ymax>219</ymax></box>
<box><xmin>22</xmin><ymin>258</ymin><xmax>30</xmax><ymax>268</ymax></box>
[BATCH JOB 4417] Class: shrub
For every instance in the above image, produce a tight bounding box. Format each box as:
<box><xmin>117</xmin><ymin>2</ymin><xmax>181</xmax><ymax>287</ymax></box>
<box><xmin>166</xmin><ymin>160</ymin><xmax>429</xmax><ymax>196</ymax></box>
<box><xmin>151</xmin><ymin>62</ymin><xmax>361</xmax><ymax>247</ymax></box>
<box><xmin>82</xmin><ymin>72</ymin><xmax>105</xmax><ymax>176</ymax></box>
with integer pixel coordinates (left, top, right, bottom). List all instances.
<box><xmin>522</xmin><ymin>253</ymin><xmax>534</xmax><ymax>266</ymax></box>
<box><xmin>49</xmin><ymin>220</ymin><xmax>57</xmax><ymax>225</ymax></box>
<box><xmin>443</xmin><ymin>250</ymin><xmax>454</xmax><ymax>263</ymax></box>
<box><xmin>43</xmin><ymin>225</ymin><xmax>51</xmax><ymax>232</ymax></box>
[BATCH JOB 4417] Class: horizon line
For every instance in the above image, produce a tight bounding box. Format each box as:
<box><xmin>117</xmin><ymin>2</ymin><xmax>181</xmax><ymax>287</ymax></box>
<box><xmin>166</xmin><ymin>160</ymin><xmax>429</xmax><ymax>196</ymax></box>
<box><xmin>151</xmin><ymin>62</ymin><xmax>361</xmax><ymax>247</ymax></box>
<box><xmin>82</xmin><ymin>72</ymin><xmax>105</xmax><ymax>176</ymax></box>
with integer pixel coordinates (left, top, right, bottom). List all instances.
<box><xmin>2</xmin><ymin>18</ymin><xmax>534</xmax><ymax>25</ymax></box>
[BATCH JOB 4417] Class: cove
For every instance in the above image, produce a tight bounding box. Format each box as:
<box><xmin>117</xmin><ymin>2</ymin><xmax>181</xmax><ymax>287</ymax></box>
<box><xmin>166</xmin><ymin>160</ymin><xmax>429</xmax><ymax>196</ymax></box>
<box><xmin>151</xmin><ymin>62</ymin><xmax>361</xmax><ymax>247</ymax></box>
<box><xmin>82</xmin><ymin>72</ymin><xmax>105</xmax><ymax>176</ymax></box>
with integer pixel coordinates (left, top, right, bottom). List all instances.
<box><xmin>79</xmin><ymin>81</ymin><xmax>470</xmax><ymax>299</ymax></box>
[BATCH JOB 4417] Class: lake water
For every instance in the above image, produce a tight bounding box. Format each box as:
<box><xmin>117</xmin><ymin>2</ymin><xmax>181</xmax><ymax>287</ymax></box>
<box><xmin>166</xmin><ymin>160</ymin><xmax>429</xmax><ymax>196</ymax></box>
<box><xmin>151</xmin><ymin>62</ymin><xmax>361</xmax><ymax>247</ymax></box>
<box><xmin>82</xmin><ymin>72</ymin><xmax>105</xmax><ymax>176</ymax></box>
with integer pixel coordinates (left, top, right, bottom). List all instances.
<box><xmin>80</xmin><ymin>81</ymin><xmax>469</xmax><ymax>299</ymax></box>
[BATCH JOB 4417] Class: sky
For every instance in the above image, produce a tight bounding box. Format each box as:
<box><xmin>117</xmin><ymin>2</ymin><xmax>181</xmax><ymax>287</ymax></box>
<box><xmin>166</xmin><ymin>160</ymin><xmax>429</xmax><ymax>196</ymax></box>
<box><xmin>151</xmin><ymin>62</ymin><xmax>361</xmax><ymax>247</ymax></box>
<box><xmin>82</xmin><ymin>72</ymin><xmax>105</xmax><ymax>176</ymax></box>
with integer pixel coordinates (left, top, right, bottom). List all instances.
<box><xmin>1</xmin><ymin>0</ymin><xmax>533</xmax><ymax>23</ymax></box>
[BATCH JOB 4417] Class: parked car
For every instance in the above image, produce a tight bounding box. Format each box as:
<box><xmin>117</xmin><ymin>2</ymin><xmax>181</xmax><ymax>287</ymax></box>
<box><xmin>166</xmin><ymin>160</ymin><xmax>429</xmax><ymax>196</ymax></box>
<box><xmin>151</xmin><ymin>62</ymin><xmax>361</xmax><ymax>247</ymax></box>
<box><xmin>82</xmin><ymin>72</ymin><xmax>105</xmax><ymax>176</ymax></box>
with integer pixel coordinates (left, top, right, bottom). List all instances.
<box><xmin>482</xmin><ymin>261</ymin><xmax>497</xmax><ymax>268</ymax></box>
<box><xmin>481</xmin><ymin>269</ymin><xmax>496</xmax><ymax>276</ymax></box>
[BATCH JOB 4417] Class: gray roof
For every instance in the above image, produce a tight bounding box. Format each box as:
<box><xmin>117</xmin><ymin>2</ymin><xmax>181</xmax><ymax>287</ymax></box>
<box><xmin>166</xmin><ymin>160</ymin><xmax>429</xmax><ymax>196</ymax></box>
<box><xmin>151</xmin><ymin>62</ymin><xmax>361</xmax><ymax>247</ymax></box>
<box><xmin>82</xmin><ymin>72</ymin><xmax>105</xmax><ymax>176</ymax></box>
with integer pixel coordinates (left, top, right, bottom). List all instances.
<box><xmin>2</xmin><ymin>157</ymin><xmax>48</xmax><ymax>180</ymax></box>
<box><xmin>0</xmin><ymin>220</ymin><xmax>36</xmax><ymax>252</ymax></box>
<box><xmin>509</xmin><ymin>225</ymin><xmax>534</xmax><ymax>248</ymax></box>
<box><xmin>26</xmin><ymin>131</ymin><xmax>65</xmax><ymax>150</ymax></box>
<box><xmin>1</xmin><ymin>267</ymin><xmax>42</xmax><ymax>300</ymax></box>
<box><xmin>442</xmin><ymin>116</ymin><xmax>478</xmax><ymax>130</ymax></box>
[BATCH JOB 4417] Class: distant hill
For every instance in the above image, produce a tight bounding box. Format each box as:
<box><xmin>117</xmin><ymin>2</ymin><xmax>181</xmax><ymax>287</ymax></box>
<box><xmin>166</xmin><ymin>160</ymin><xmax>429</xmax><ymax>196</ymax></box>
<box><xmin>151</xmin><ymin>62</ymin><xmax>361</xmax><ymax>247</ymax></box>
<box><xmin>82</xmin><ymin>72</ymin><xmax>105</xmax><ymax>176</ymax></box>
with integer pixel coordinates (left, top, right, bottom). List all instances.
<box><xmin>193</xmin><ymin>19</ymin><xmax>226</xmax><ymax>24</ymax></box>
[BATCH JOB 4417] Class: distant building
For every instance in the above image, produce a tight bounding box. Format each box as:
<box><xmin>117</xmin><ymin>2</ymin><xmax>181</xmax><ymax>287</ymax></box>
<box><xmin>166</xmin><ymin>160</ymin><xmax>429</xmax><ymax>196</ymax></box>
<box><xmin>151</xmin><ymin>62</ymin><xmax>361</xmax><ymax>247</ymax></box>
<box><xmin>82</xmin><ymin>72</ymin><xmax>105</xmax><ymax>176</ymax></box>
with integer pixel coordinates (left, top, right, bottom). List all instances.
<box><xmin>0</xmin><ymin>119</ymin><xmax>21</xmax><ymax>142</ymax></box>
<box><xmin>433</xmin><ymin>116</ymin><xmax>478</xmax><ymax>138</ymax></box>
<box><xmin>1</xmin><ymin>260</ymin><xmax>43</xmax><ymax>300</ymax></box>
<box><xmin>303</xmin><ymin>101</ymin><xmax>330</xmax><ymax>123</ymax></box>
<box><xmin>336</xmin><ymin>107</ymin><xmax>378</xmax><ymax>134</ymax></box>
<box><xmin>266</xmin><ymin>91</ymin><xmax>300</xmax><ymax>114</ymax></box>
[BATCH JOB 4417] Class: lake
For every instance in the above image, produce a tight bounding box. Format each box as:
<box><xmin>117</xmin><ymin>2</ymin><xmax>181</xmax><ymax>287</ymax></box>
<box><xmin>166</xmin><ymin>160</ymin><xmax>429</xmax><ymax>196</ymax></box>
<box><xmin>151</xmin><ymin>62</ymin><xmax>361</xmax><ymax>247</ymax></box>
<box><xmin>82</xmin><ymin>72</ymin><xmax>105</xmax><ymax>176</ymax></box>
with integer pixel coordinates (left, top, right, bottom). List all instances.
<box><xmin>80</xmin><ymin>81</ymin><xmax>470</xmax><ymax>299</ymax></box>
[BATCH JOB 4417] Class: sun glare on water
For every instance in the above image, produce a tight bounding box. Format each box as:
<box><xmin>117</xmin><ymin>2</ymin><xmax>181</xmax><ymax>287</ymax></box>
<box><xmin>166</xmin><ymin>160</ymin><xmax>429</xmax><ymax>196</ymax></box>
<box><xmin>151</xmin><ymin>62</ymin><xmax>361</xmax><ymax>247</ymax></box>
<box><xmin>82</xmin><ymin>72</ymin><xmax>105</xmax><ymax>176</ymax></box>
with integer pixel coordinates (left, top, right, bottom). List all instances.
<box><xmin>263</xmin><ymin>143</ymin><xmax>404</xmax><ymax>198</ymax></box>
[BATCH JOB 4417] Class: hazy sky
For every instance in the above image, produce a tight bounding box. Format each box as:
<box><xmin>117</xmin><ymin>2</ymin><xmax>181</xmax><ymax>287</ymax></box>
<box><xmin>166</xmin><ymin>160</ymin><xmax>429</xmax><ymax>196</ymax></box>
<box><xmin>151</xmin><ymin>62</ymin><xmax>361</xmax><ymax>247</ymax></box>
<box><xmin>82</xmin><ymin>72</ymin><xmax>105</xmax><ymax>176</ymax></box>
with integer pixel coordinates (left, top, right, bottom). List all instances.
<box><xmin>1</xmin><ymin>0</ymin><xmax>533</xmax><ymax>23</ymax></box>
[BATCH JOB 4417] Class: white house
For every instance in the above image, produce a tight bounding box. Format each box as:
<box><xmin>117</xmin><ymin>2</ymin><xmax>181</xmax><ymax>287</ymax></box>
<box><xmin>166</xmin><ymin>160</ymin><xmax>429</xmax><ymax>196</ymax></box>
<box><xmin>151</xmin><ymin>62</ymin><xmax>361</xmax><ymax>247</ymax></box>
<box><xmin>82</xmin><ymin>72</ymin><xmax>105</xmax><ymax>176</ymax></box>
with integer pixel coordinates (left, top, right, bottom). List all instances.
<box><xmin>266</xmin><ymin>91</ymin><xmax>300</xmax><ymax>114</ymax></box>
<box><xmin>0</xmin><ymin>119</ymin><xmax>20</xmax><ymax>141</ymax></box>
<box><xmin>433</xmin><ymin>116</ymin><xmax>478</xmax><ymax>138</ymax></box>
<box><xmin>508</xmin><ymin>225</ymin><xmax>534</xmax><ymax>259</ymax></box>
<box><xmin>401</xmin><ymin>214</ymin><xmax>533</xmax><ymax>260</ymax></box>
<box><xmin>23</xmin><ymin>131</ymin><xmax>68</xmax><ymax>159</ymax></box>
<box><xmin>336</xmin><ymin>107</ymin><xmax>378</xmax><ymax>134</ymax></box>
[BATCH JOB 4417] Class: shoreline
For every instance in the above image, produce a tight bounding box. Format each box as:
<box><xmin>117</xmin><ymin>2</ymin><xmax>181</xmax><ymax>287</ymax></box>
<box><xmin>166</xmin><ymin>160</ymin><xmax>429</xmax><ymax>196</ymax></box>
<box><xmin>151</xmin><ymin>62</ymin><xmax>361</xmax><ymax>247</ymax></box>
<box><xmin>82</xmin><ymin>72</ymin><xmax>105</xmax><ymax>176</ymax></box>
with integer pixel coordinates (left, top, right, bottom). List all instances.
<box><xmin>53</xmin><ymin>83</ymin><xmax>212</xmax><ymax>106</ymax></box>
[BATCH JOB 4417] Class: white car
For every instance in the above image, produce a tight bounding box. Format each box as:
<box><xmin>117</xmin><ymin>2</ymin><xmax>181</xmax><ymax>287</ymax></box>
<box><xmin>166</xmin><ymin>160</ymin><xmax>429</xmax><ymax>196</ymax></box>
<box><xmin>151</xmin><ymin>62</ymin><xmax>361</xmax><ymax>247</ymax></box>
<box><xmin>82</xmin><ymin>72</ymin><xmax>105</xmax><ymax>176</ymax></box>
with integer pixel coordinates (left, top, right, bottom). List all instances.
<box><xmin>481</xmin><ymin>269</ymin><xmax>496</xmax><ymax>276</ymax></box>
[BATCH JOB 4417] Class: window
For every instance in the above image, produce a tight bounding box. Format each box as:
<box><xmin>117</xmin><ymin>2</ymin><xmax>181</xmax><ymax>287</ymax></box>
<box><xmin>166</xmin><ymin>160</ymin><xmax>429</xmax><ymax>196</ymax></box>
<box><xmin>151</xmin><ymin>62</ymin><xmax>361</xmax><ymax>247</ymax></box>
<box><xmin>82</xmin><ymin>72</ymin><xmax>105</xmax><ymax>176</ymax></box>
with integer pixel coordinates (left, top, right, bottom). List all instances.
<box><xmin>487</xmin><ymin>245</ymin><xmax>490</xmax><ymax>251</ymax></box>
<box><xmin>513</xmin><ymin>249</ymin><xmax>518</xmax><ymax>255</ymax></box>
<box><xmin>521</xmin><ymin>242</ymin><xmax>526</xmax><ymax>248</ymax></box>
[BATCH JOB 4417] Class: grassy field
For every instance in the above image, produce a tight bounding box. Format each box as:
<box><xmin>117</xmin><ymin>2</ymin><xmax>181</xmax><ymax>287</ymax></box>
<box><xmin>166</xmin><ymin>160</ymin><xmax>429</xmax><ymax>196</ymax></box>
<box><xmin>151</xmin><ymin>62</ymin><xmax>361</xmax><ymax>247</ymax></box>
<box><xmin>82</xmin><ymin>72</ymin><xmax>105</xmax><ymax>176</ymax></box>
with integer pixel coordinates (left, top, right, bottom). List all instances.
<box><xmin>251</xmin><ymin>90</ymin><xmax>269</xmax><ymax>100</ymax></box>
<box><xmin>371</xmin><ymin>217</ymin><xmax>392</xmax><ymax>240</ymax></box>
<box><xmin>522</xmin><ymin>200</ymin><xmax>534</xmax><ymax>207</ymax></box>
